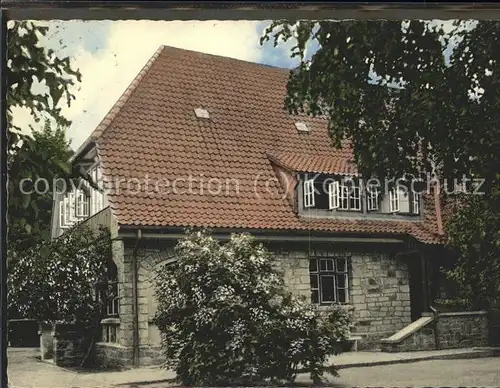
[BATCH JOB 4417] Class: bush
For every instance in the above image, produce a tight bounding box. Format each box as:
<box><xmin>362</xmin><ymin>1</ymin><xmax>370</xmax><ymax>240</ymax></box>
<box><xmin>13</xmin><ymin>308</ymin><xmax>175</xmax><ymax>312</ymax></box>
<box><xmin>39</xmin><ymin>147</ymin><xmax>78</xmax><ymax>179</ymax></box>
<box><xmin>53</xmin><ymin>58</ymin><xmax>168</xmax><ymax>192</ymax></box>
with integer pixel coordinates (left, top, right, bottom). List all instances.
<box><xmin>153</xmin><ymin>230</ymin><xmax>351</xmax><ymax>386</ymax></box>
<box><xmin>8</xmin><ymin>225</ymin><xmax>112</xmax><ymax>329</ymax></box>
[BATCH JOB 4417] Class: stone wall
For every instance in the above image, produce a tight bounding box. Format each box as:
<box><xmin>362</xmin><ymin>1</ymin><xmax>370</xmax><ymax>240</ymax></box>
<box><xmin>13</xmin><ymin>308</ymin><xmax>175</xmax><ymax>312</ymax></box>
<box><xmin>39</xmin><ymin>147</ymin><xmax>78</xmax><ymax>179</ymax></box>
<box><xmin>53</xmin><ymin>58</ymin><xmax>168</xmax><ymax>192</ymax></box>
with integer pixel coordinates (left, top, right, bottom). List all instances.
<box><xmin>381</xmin><ymin>311</ymin><xmax>488</xmax><ymax>352</ymax></box>
<box><xmin>350</xmin><ymin>253</ymin><xmax>411</xmax><ymax>348</ymax></box>
<box><xmin>273</xmin><ymin>248</ymin><xmax>310</xmax><ymax>300</ymax></box>
<box><xmin>273</xmin><ymin>245</ymin><xmax>411</xmax><ymax>349</ymax></box>
<box><xmin>437</xmin><ymin>312</ymin><xmax>489</xmax><ymax>349</ymax></box>
<box><xmin>52</xmin><ymin>323</ymin><xmax>88</xmax><ymax>368</ymax></box>
<box><xmin>102</xmin><ymin>239</ymin><xmax>411</xmax><ymax>367</ymax></box>
<box><xmin>94</xmin><ymin>343</ymin><xmax>133</xmax><ymax>369</ymax></box>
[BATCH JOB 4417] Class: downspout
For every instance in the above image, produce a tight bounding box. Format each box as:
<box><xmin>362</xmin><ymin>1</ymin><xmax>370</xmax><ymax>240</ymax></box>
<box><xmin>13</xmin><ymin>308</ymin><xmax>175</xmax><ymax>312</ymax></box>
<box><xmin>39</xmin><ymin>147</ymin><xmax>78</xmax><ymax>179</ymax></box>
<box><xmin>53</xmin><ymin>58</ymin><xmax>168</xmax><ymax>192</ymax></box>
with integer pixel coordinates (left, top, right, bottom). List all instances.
<box><xmin>132</xmin><ymin>229</ymin><xmax>142</xmax><ymax>367</ymax></box>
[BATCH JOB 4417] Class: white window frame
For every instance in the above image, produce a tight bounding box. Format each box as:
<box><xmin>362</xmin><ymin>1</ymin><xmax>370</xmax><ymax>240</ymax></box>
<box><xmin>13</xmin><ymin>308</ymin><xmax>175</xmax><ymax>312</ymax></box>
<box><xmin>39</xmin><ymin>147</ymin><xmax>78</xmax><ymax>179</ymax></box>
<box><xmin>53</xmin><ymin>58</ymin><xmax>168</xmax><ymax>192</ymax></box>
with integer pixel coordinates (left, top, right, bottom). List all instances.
<box><xmin>63</xmin><ymin>196</ymin><xmax>72</xmax><ymax>226</ymax></box>
<box><xmin>412</xmin><ymin>192</ymin><xmax>421</xmax><ymax>214</ymax></box>
<box><xmin>303</xmin><ymin>179</ymin><xmax>315</xmax><ymax>208</ymax></box>
<box><xmin>59</xmin><ymin>198</ymin><xmax>67</xmax><ymax>228</ymax></box>
<box><xmin>338</xmin><ymin>179</ymin><xmax>361</xmax><ymax>211</ymax></box>
<box><xmin>76</xmin><ymin>189</ymin><xmax>90</xmax><ymax>217</ymax></box>
<box><xmin>96</xmin><ymin>166</ymin><xmax>103</xmax><ymax>212</ymax></box>
<box><xmin>389</xmin><ymin>187</ymin><xmax>400</xmax><ymax>213</ymax></box>
<box><xmin>328</xmin><ymin>181</ymin><xmax>340</xmax><ymax>209</ymax></box>
<box><xmin>69</xmin><ymin>192</ymin><xmax>76</xmax><ymax>222</ymax></box>
<box><xmin>367</xmin><ymin>186</ymin><xmax>379</xmax><ymax>211</ymax></box>
<box><xmin>349</xmin><ymin>184</ymin><xmax>362</xmax><ymax>211</ymax></box>
<box><xmin>87</xmin><ymin>164</ymin><xmax>101</xmax><ymax>216</ymax></box>
<box><xmin>339</xmin><ymin>184</ymin><xmax>348</xmax><ymax>210</ymax></box>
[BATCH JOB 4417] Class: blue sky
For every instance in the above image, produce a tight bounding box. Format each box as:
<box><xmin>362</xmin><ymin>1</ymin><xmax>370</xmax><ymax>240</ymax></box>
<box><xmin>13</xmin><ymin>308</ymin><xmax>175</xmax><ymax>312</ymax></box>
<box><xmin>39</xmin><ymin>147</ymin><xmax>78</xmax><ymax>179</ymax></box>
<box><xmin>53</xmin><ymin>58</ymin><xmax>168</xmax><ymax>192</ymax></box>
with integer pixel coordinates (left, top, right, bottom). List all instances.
<box><xmin>10</xmin><ymin>20</ymin><xmax>456</xmax><ymax>151</ymax></box>
<box><xmin>11</xmin><ymin>20</ymin><xmax>311</xmax><ymax>149</ymax></box>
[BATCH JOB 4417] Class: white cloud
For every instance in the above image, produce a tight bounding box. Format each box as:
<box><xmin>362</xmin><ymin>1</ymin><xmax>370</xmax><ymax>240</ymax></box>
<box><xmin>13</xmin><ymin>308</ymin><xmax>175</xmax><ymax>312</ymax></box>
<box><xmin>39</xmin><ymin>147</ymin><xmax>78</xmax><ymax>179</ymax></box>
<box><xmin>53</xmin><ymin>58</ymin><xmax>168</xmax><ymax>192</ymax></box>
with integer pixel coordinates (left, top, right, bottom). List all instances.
<box><xmin>67</xmin><ymin>20</ymin><xmax>263</xmax><ymax>150</ymax></box>
<box><xmin>12</xmin><ymin>20</ymin><xmax>263</xmax><ymax>150</ymax></box>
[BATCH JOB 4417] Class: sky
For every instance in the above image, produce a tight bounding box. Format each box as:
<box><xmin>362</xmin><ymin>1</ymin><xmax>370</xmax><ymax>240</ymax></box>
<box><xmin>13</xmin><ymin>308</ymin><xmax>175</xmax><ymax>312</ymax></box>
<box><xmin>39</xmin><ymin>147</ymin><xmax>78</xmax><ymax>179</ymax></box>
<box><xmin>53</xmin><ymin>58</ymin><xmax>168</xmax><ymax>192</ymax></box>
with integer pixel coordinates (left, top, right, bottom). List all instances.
<box><xmin>9</xmin><ymin>20</ymin><xmax>458</xmax><ymax>151</ymax></box>
<box><xmin>10</xmin><ymin>20</ymin><xmax>308</xmax><ymax>150</ymax></box>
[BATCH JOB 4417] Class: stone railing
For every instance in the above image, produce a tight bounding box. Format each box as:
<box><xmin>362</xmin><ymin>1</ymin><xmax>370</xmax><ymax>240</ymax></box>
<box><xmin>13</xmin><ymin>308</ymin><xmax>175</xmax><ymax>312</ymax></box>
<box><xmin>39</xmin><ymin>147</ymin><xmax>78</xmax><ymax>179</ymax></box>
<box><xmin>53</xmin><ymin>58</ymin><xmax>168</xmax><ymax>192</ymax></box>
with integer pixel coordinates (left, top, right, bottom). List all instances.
<box><xmin>435</xmin><ymin>311</ymin><xmax>489</xmax><ymax>349</ymax></box>
<box><xmin>380</xmin><ymin>311</ymin><xmax>489</xmax><ymax>352</ymax></box>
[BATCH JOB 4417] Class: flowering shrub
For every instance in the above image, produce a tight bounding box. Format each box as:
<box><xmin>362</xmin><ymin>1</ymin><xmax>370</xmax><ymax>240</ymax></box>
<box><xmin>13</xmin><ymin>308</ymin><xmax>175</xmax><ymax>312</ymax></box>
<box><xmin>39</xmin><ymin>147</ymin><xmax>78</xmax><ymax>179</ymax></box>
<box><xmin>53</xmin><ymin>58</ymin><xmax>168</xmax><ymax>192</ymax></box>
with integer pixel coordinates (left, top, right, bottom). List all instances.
<box><xmin>153</xmin><ymin>230</ymin><xmax>351</xmax><ymax>386</ymax></box>
<box><xmin>8</xmin><ymin>225</ymin><xmax>112</xmax><ymax>329</ymax></box>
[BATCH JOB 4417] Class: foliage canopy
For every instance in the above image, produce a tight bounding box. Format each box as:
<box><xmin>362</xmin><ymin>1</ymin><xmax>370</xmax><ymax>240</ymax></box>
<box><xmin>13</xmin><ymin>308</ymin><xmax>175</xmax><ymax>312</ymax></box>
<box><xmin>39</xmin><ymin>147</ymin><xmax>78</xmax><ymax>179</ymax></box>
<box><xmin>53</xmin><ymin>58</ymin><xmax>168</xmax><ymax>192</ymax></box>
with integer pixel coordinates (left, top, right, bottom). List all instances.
<box><xmin>153</xmin><ymin>230</ymin><xmax>351</xmax><ymax>386</ymax></box>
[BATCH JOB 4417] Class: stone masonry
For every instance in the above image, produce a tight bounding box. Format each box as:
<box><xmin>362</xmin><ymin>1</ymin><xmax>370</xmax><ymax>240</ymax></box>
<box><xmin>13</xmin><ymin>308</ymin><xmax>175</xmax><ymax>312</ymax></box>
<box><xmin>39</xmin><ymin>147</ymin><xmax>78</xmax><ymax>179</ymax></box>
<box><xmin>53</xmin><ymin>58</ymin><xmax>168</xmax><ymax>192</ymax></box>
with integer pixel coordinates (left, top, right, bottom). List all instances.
<box><xmin>437</xmin><ymin>312</ymin><xmax>489</xmax><ymax>349</ymax></box>
<box><xmin>52</xmin><ymin>323</ymin><xmax>88</xmax><ymax>368</ymax></box>
<box><xmin>381</xmin><ymin>311</ymin><xmax>489</xmax><ymax>352</ymax></box>
<box><xmin>273</xmin><ymin>245</ymin><xmax>411</xmax><ymax>349</ymax></box>
<box><xmin>96</xmin><ymin>239</ymin><xmax>413</xmax><ymax>366</ymax></box>
<box><xmin>350</xmin><ymin>253</ymin><xmax>411</xmax><ymax>348</ymax></box>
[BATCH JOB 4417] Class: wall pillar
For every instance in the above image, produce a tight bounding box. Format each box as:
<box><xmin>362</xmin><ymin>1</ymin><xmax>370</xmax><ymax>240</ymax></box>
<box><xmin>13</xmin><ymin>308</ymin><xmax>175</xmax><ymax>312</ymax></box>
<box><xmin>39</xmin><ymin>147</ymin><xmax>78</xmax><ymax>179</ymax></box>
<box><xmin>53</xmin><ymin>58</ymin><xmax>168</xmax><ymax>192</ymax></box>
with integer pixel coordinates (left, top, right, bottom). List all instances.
<box><xmin>52</xmin><ymin>323</ymin><xmax>87</xmax><ymax>367</ymax></box>
<box><xmin>38</xmin><ymin>323</ymin><xmax>53</xmax><ymax>361</ymax></box>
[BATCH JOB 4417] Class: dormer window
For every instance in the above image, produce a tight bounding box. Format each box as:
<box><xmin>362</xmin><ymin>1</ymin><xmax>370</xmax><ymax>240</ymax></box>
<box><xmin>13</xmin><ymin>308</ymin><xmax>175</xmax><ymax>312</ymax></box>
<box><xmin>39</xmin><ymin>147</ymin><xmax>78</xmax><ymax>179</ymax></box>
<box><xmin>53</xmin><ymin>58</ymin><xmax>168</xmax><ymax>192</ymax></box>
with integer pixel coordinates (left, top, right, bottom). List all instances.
<box><xmin>302</xmin><ymin>174</ymin><xmax>362</xmax><ymax>212</ymax></box>
<box><xmin>299</xmin><ymin>174</ymin><xmax>421</xmax><ymax>217</ymax></box>
<box><xmin>194</xmin><ymin>108</ymin><xmax>210</xmax><ymax>119</ymax></box>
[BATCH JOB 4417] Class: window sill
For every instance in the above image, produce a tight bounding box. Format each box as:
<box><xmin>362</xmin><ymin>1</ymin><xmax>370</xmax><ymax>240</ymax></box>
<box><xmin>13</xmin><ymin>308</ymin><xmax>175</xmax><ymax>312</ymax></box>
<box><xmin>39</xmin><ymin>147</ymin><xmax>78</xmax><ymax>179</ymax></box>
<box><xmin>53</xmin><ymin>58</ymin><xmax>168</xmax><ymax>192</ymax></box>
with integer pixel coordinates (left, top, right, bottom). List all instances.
<box><xmin>313</xmin><ymin>303</ymin><xmax>353</xmax><ymax>311</ymax></box>
<box><xmin>95</xmin><ymin>341</ymin><xmax>125</xmax><ymax>348</ymax></box>
<box><xmin>100</xmin><ymin>317</ymin><xmax>120</xmax><ymax>325</ymax></box>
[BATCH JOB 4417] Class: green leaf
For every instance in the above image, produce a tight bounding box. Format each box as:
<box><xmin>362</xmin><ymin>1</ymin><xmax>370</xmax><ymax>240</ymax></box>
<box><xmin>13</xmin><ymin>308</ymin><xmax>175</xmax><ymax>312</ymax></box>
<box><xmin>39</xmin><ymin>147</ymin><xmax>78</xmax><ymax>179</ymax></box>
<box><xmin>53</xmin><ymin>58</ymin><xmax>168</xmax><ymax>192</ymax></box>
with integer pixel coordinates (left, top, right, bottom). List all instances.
<box><xmin>22</xmin><ymin>193</ymin><xmax>31</xmax><ymax>209</ymax></box>
<box><xmin>39</xmin><ymin>244</ymin><xmax>50</xmax><ymax>259</ymax></box>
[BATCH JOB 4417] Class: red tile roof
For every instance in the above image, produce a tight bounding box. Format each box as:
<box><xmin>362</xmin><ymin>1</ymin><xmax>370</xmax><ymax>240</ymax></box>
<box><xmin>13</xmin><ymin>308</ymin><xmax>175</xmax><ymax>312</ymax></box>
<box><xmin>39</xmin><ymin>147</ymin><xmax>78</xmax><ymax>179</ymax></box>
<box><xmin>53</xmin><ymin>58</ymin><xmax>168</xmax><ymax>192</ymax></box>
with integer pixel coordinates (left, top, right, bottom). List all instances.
<box><xmin>267</xmin><ymin>152</ymin><xmax>358</xmax><ymax>176</ymax></box>
<box><xmin>90</xmin><ymin>45</ymin><xmax>443</xmax><ymax>244</ymax></box>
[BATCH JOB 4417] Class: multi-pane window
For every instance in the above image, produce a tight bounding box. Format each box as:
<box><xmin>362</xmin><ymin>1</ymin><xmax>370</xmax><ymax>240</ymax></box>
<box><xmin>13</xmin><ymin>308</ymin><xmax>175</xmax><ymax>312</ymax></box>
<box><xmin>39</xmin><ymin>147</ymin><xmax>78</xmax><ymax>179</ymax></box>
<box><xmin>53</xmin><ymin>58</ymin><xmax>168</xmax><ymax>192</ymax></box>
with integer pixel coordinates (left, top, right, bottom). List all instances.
<box><xmin>99</xmin><ymin>260</ymin><xmax>120</xmax><ymax>344</ymax></box>
<box><xmin>106</xmin><ymin>260</ymin><xmax>119</xmax><ymax>317</ymax></box>
<box><xmin>367</xmin><ymin>186</ymin><xmax>380</xmax><ymax>211</ymax></box>
<box><xmin>413</xmin><ymin>192</ymin><xmax>420</xmax><ymax>214</ymax></box>
<box><xmin>299</xmin><ymin>174</ymin><xmax>421</xmax><ymax>216</ymax></box>
<box><xmin>389</xmin><ymin>187</ymin><xmax>400</xmax><ymax>213</ymax></box>
<box><xmin>330</xmin><ymin>179</ymin><xmax>361</xmax><ymax>211</ymax></box>
<box><xmin>76</xmin><ymin>190</ymin><xmax>90</xmax><ymax>217</ymax></box>
<box><xmin>104</xmin><ymin>325</ymin><xmax>118</xmax><ymax>343</ymax></box>
<box><xmin>303</xmin><ymin>179</ymin><xmax>315</xmax><ymax>208</ymax></box>
<box><xmin>58</xmin><ymin>164</ymin><xmax>105</xmax><ymax>229</ymax></box>
<box><xmin>389</xmin><ymin>185</ymin><xmax>420</xmax><ymax>215</ymax></box>
<box><xmin>309</xmin><ymin>256</ymin><xmax>349</xmax><ymax>305</ymax></box>
<box><xmin>328</xmin><ymin>181</ymin><xmax>340</xmax><ymax>209</ymax></box>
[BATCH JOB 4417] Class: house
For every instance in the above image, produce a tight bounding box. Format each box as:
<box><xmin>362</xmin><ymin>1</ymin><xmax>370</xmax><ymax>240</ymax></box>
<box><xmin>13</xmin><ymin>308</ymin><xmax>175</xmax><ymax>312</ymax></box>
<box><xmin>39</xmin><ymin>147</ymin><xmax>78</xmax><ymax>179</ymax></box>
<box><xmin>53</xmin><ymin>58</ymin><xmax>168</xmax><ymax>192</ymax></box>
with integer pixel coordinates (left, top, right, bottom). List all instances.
<box><xmin>51</xmin><ymin>45</ymin><xmax>449</xmax><ymax>367</ymax></box>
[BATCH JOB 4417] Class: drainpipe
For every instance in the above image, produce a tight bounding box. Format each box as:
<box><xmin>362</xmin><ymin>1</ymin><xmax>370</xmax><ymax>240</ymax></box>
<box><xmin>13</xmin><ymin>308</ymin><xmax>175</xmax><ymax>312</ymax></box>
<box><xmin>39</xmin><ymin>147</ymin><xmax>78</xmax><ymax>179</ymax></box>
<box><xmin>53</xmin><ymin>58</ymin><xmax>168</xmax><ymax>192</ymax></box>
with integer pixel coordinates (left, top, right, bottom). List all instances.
<box><xmin>430</xmin><ymin>305</ymin><xmax>440</xmax><ymax>350</ymax></box>
<box><xmin>132</xmin><ymin>229</ymin><xmax>142</xmax><ymax>367</ymax></box>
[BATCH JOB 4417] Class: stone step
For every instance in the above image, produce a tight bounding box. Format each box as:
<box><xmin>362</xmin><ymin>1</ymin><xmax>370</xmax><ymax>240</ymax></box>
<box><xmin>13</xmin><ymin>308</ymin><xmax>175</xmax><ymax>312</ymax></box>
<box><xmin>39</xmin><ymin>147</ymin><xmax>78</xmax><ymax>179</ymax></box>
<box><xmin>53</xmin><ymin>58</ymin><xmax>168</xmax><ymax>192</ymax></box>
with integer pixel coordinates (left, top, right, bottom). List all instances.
<box><xmin>380</xmin><ymin>316</ymin><xmax>434</xmax><ymax>345</ymax></box>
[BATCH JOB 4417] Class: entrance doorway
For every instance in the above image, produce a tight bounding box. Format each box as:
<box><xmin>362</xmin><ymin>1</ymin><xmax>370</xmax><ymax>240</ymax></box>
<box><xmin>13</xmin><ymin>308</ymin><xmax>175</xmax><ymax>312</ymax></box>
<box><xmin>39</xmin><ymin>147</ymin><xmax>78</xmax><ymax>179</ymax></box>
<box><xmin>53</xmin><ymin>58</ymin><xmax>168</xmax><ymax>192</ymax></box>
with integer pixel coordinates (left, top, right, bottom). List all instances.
<box><xmin>408</xmin><ymin>253</ymin><xmax>429</xmax><ymax>321</ymax></box>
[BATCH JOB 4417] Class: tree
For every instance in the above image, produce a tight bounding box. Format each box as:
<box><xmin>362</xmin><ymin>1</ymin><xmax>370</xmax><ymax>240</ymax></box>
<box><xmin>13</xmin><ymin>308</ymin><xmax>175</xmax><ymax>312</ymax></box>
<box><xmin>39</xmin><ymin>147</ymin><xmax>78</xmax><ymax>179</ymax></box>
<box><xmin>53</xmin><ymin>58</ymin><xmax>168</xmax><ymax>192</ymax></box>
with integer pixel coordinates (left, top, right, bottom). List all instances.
<box><xmin>7</xmin><ymin>21</ymin><xmax>82</xmax><ymax>236</ymax></box>
<box><xmin>7</xmin><ymin>225</ymin><xmax>112</xmax><ymax>328</ymax></box>
<box><xmin>8</xmin><ymin>119</ymin><xmax>73</xmax><ymax>252</ymax></box>
<box><xmin>262</xmin><ymin>20</ymin><xmax>500</xmax><ymax>307</ymax></box>
<box><xmin>153</xmin><ymin>229</ymin><xmax>351</xmax><ymax>386</ymax></box>
<box><xmin>261</xmin><ymin>20</ymin><xmax>499</xmax><ymax>185</ymax></box>
<box><xmin>444</xmin><ymin>190</ymin><xmax>500</xmax><ymax>309</ymax></box>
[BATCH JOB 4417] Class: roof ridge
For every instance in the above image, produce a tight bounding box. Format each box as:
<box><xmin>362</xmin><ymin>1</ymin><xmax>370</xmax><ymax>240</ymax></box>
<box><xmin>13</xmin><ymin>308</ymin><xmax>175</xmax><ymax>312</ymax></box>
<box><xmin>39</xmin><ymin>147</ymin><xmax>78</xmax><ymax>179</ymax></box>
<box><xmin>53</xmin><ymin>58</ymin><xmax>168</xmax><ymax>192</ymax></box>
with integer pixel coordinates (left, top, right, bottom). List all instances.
<box><xmin>71</xmin><ymin>45</ymin><xmax>166</xmax><ymax>160</ymax></box>
<box><xmin>161</xmin><ymin>44</ymin><xmax>290</xmax><ymax>72</ymax></box>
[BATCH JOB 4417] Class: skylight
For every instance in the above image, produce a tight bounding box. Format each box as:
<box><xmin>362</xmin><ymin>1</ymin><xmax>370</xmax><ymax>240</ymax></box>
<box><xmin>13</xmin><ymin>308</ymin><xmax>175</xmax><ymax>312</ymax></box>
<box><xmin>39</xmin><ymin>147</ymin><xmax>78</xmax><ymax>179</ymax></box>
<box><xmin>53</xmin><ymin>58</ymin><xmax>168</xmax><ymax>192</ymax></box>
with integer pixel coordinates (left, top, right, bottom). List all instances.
<box><xmin>295</xmin><ymin>122</ymin><xmax>309</xmax><ymax>133</ymax></box>
<box><xmin>194</xmin><ymin>108</ymin><xmax>210</xmax><ymax>119</ymax></box>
